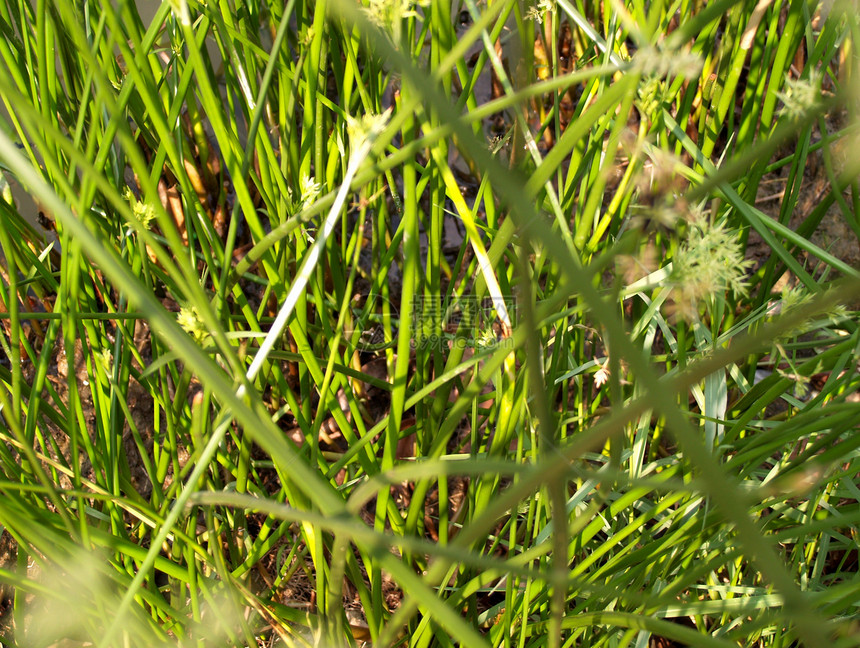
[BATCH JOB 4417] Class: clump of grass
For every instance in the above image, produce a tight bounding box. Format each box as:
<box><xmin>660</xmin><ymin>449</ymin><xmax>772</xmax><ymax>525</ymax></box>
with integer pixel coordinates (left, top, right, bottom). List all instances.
<box><xmin>0</xmin><ymin>0</ymin><xmax>859</xmax><ymax>647</ymax></box>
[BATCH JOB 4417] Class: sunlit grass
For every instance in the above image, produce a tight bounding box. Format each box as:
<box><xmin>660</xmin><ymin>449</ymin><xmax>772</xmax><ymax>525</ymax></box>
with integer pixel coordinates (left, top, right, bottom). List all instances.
<box><xmin>1</xmin><ymin>0</ymin><xmax>859</xmax><ymax>646</ymax></box>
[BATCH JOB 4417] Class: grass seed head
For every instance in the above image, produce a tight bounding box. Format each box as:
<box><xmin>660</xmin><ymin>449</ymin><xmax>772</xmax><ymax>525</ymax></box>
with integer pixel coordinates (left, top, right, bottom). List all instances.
<box><xmin>768</xmin><ymin>284</ymin><xmax>848</xmax><ymax>341</ymax></box>
<box><xmin>365</xmin><ymin>0</ymin><xmax>429</xmax><ymax>44</ymax></box>
<box><xmin>777</xmin><ymin>71</ymin><xmax>823</xmax><ymax>121</ymax></box>
<box><xmin>669</xmin><ymin>213</ymin><xmax>753</xmax><ymax>319</ymax></box>
<box><xmin>632</xmin><ymin>45</ymin><xmax>702</xmax><ymax>80</ymax></box>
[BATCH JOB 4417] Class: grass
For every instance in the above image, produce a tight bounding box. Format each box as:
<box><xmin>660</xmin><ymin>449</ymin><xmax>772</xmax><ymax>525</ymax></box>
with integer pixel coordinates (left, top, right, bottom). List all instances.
<box><xmin>1</xmin><ymin>0</ymin><xmax>860</xmax><ymax>646</ymax></box>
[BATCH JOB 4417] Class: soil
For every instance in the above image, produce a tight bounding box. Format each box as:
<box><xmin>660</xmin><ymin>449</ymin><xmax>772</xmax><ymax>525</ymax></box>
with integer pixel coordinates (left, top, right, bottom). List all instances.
<box><xmin>747</xmin><ymin>114</ymin><xmax>859</xmax><ymax>296</ymax></box>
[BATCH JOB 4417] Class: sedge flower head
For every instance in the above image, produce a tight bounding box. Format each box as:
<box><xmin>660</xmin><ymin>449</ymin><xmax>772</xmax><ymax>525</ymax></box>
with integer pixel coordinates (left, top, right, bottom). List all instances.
<box><xmin>669</xmin><ymin>213</ymin><xmax>753</xmax><ymax>320</ymax></box>
<box><xmin>346</xmin><ymin>109</ymin><xmax>392</xmax><ymax>151</ymax></box>
<box><xmin>365</xmin><ymin>0</ymin><xmax>429</xmax><ymax>44</ymax></box>
<box><xmin>93</xmin><ymin>348</ymin><xmax>113</xmax><ymax>373</ymax></box>
<box><xmin>526</xmin><ymin>0</ymin><xmax>556</xmax><ymax>24</ymax></box>
<box><xmin>593</xmin><ymin>363</ymin><xmax>610</xmax><ymax>388</ymax></box>
<box><xmin>124</xmin><ymin>187</ymin><xmax>156</xmax><ymax>231</ymax></box>
<box><xmin>632</xmin><ymin>45</ymin><xmax>702</xmax><ymax>80</ymax></box>
<box><xmin>768</xmin><ymin>284</ymin><xmax>848</xmax><ymax>341</ymax></box>
<box><xmin>288</xmin><ymin>174</ymin><xmax>321</xmax><ymax>213</ymax></box>
<box><xmin>177</xmin><ymin>306</ymin><xmax>210</xmax><ymax>344</ymax></box>
<box><xmin>777</xmin><ymin>72</ymin><xmax>822</xmax><ymax>122</ymax></box>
